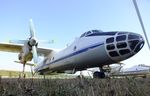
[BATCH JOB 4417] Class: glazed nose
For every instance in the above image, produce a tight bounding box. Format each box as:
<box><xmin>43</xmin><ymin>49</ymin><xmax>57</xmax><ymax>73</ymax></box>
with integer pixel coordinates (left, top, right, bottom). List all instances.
<box><xmin>128</xmin><ymin>33</ymin><xmax>144</xmax><ymax>53</ymax></box>
<box><xmin>105</xmin><ymin>32</ymin><xmax>144</xmax><ymax>62</ymax></box>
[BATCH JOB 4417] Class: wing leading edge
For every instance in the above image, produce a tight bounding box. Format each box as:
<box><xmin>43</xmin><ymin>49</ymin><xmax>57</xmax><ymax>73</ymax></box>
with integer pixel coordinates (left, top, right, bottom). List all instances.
<box><xmin>0</xmin><ymin>42</ymin><xmax>53</xmax><ymax>56</ymax></box>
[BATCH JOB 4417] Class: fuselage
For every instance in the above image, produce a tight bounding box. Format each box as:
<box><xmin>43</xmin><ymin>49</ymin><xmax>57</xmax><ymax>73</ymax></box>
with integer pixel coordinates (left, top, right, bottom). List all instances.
<box><xmin>35</xmin><ymin>30</ymin><xmax>144</xmax><ymax>74</ymax></box>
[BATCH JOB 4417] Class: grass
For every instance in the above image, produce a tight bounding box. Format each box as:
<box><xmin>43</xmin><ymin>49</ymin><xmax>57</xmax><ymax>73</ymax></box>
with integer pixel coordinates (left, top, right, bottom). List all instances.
<box><xmin>0</xmin><ymin>70</ymin><xmax>31</xmax><ymax>78</ymax></box>
<box><xmin>0</xmin><ymin>77</ymin><xmax>150</xmax><ymax>96</ymax></box>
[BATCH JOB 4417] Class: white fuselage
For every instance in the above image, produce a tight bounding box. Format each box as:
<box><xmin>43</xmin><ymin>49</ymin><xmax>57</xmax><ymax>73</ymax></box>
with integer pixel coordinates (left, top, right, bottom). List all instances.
<box><xmin>34</xmin><ymin>30</ymin><xmax>144</xmax><ymax>74</ymax></box>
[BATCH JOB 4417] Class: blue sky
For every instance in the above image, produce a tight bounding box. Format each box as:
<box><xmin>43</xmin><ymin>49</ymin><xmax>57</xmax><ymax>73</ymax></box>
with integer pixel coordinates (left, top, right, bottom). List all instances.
<box><xmin>0</xmin><ymin>0</ymin><xmax>149</xmax><ymax>71</ymax></box>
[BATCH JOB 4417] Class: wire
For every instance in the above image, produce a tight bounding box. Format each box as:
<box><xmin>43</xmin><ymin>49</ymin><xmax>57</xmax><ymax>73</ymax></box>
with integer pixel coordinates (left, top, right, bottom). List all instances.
<box><xmin>132</xmin><ymin>0</ymin><xmax>150</xmax><ymax>50</ymax></box>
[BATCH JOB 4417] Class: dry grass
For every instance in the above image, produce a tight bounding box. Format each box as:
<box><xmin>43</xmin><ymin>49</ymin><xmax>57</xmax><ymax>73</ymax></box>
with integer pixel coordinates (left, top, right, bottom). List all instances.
<box><xmin>0</xmin><ymin>77</ymin><xmax>150</xmax><ymax>96</ymax></box>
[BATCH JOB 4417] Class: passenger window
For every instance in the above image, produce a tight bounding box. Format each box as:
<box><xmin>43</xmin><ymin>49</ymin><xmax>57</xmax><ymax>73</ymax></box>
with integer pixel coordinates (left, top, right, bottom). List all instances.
<box><xmin>117</xmin><ymin>42</ymin><xmax>127</xmax><ymax>48</ymax></box>
<box><xmin>106</xmin><ymin>44</ymin><xmax>115</xmax><ymax>50</ymax></box>
<box><xmin>116</xmin><ymin>35</ymin><xmax>126</xmax><ymax>41</ymax></box>
<box><xmin>119</xmin><ymin>49</ymin><xmax>130</xmax><ymax>55</ymax></box>
<box><xmin>106</xmin><ymin>37</ymin><xmax>114</xmax><ymax>44</ymax></box>
<box><xmin>109</xmin><ymin>51</ymin><xmax>119</xmax><ymax>57</ymax></box>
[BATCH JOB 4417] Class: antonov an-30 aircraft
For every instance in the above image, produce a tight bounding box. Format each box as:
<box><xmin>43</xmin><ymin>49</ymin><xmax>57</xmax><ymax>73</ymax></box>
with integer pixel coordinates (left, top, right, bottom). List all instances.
<box><xmin>0</xmin><ymin>20</ymin><xmax>145</xmax><ymax>78</ymax></box>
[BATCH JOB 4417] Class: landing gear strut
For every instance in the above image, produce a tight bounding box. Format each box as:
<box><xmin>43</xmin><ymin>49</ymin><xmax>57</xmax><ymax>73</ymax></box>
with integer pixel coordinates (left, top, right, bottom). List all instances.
<box><xmin>22</xmin><ymin>63</ymin><xmax>26</xmax><ymax>78</ymax></box>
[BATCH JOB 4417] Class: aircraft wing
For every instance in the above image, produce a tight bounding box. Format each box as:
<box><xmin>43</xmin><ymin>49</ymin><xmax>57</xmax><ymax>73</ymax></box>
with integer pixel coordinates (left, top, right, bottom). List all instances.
<box><xmin>0</xmin><ymin>42</ymin><xmax>22</xmax><ymax>53</ymax></box>
<box><xmin>37</xmin><ymin>47</ymin><xmax>54</xmax><ymax>56</ymax></box>
<box><xmin>0</xmin><ymin>42</ymin><xmax>53</xmax><ymax>56</ymax></box>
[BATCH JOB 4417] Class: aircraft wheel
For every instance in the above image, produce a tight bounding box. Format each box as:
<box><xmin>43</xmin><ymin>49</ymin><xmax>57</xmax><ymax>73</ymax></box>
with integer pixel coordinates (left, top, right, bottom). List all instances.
<box><xmin>39</xmin><ymin>72</ymin><xmax>44</xmax><ymax>75</ymax></box>
<box><xmin>93</xmin><ymin>71</ymin><xmax>105</xmax><ymax>78</ymax></box>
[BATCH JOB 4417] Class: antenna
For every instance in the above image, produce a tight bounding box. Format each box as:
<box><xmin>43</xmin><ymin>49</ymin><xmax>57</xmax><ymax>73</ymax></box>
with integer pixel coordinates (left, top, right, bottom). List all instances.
<box><xmin>132</xmin><ymin>0</ymin><xmax>150</xmax><ymax>50</ymax></box>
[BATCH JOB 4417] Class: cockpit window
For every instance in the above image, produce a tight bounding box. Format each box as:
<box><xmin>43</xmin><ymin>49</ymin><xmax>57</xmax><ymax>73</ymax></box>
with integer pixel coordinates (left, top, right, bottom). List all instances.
<box><xmin>89</xmin><ymin>32</ymin><xmax>116</xmax><ymax>36</ymax></box>
<box><xmin>128</xmin><ymin>34</ymin><xmax>139</xmax><ymax>40</ymax></box>
<box><xmin>80</xmin><ymin>31</ymin><xmax>93</xmax><ymax>38</ymax></box>
<box><xmin>106</xmin><ymin>37</ymin><xmax>114</xmax><ymax>44</ymax></box>
<box><xmin>80</xmin><ymin>32</ymin><xmax>87</xmax><ymax>38</ymax></box>
<box><xmin>92</xmin><ymin>30</ymin><xmax>102</xmax><ymax>33</ymax></box>
<box><xmin>116</xmin><ymin>35</ymin><xmax>126</xmax><ymax>41</ymax></box>
<box><xmin>86</xmin><ymin>31</ymin><xmax>92</xmax><ymax>35</ymax></box>
<box><xmin>80</xmin><ymin>30</ymin><xmax>117</xmax><ymax>38</ymax></box>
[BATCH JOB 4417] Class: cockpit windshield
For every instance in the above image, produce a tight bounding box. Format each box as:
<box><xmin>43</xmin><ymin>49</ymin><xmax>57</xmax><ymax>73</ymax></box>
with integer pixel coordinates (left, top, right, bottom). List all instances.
<box><xmin>80</xmin><ymin>30</ymin><xmax>117</xmax><ymax>38</ymax></box>
<box><xmin>80</xmin><ymin>30</ymin><xmax>103</xmax><ymax>38</ymax></box>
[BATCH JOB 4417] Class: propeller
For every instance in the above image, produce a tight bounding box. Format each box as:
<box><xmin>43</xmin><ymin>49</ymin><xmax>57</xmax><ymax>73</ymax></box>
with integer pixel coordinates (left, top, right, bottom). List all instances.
<box><xmin>21</xmin><ymin>19</ymin><xmax>38</xmax><ymax>78</ymax></box>
<box><xmin>12</xmin><ymin>19</ymin><xmax>53</xmax><ymax>78</ymax></box>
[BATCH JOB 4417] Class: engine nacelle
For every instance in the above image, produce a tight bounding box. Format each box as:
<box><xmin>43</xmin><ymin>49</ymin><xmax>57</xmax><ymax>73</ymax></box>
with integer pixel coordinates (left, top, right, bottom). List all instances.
<box><xmin>18</xmin><ymin>52</ymin><xmax>23</xmax><ymax>60</ymax></box>
<box><xmin>18</xmin><ymin>42</ymin><xmax>34</xmax><ymax>63</ymax></box>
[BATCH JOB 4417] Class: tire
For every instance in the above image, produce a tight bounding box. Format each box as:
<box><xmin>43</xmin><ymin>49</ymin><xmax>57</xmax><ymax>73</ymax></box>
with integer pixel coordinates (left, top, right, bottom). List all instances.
<box><xmin>93</xmin><ymin>71</ymin><xmax>105</xmax><ymax>78</ymax></box>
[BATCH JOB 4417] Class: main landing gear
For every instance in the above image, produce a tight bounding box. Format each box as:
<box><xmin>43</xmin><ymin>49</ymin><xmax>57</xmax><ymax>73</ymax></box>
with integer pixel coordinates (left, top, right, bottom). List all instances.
<box><xmin>93</xmin><ymin>67</ymin><xmax>106</xmax><ymax>78</ymax></box>
<box><xmin>93</xmin><ymin>71</ymin><xmax>105</xmax><ymax>78</ymax></box>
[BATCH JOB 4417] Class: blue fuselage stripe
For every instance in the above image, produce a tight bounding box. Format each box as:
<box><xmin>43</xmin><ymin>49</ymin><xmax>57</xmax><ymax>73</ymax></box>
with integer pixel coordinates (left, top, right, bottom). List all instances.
<box><xmin>45</xmin><ymin>42</ymin><xmax>104</xmax><ymax>66</ymax></box>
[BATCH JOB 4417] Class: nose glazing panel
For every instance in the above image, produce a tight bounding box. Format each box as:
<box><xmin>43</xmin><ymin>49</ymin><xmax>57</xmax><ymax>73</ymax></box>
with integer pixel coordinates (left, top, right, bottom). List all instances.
<box><xmin>119</xmin><ymin>49</ymin><xmax>130</xmax><ymax>55</ymax></box>
<box><xmin>106</xmin><ymin>44</ymin><xmax>115</xmax><ymax>50</ymax></box>
<box><xmin>129</xmin><ymin>40</ymin><xmax>139</xmax><ymax>50</ymax></box>
<box><xmin>128</xmin><ymin>33</ymin><xmax>144</xmax><ymax>53</ymax></box>
<box><xmin>117</xmin><ymin>42</ymin><xmax>127</xmax><ymax>48</ymax></box>
<box><xmin>116</xmin><ymin>35</ymin><xmax>126</xmax><ymax>41</ymax></box>
<box><xmin>106</xmin><ymin>37</ymin><xmax>114</xmax><ymax>44</ymax></box>
<box><xmin>134</xmin><ymin>41</ymin><xmax>144</xmax><ymax>53</ymax></box>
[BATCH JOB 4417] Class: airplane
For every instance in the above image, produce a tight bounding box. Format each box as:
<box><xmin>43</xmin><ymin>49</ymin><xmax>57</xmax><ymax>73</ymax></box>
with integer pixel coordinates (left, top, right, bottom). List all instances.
<box><xmin>0</xmin><ymin>19</ymin><xmax>145</xmax><ymax>78</ymax></box>
<box><xmin>111</xmin><ymin>64</ymin><xmax>150</xmax><ymax>78</ymax></box>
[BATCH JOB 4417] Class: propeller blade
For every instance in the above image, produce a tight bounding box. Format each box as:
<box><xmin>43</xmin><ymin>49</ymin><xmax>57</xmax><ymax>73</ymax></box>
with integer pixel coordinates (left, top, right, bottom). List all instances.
<box><xmin>9</xmin><ymin>40</ymin><xmax>28</xmax><ymax>44</ymax></box>
<box><xmin>32</xmin><ymin>46</ymin><xmax>38</xmax><ymax>64</ymax></box>
<box><xmin>29</xmin><ymin>19</ymin><xmax>36</xmax><ymax>37</ymax></box>
<box><xmin>39</xmin><ymin>40</ymin><xmax>54</xmax><ymax>44</ymax></box>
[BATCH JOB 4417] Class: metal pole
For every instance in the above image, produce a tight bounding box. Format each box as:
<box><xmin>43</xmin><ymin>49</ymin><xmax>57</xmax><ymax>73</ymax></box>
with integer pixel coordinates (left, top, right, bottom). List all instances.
<box><xmin>132</xmin><ymin>0</ymin><xmax>150</xmax><ymax>50</ymax></box>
